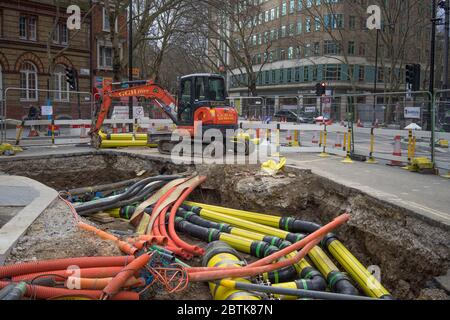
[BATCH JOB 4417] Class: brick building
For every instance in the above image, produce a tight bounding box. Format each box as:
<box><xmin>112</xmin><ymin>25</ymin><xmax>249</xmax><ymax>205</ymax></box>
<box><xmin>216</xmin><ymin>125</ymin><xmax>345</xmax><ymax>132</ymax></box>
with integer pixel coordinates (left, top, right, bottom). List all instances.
<box><xmin>0</xmin><ymin>0</ymin><xmax>128</xmax><ymax>120</ymax></box>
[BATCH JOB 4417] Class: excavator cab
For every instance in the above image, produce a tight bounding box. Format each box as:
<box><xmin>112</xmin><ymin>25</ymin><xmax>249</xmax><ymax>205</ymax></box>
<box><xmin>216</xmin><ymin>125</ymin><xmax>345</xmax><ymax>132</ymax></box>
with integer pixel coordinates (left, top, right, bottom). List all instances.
<box><xmin>177</xmin><ymin>74</ymin><xmax>230</xmax><ymax>127</ymax></box>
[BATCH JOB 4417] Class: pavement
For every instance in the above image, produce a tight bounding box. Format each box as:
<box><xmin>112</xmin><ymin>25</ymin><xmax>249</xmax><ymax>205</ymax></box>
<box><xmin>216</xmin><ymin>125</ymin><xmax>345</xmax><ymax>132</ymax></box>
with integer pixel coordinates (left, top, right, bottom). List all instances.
<box><xmin>1</xmin><ymin>142</ymin><xmax>449</xmax><ymax>229</ymax></box>
<box><xmin>283</xmin><ymin>153</ymin><xmax>450</xmax><ymax>227</ymax></box>
<box><xmin>0</xmin><ymin>175</ymin><xmax>58</xmax><ymax>264</ymax></box>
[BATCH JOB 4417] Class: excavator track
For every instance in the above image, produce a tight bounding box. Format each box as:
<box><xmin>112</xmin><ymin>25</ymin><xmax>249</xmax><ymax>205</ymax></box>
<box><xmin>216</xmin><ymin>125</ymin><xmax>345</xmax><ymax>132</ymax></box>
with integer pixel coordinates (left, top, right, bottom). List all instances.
<box><xmin>157</xmin><ymin>138</ymin><xmax>253</xmax><ymax>157</ymax></box>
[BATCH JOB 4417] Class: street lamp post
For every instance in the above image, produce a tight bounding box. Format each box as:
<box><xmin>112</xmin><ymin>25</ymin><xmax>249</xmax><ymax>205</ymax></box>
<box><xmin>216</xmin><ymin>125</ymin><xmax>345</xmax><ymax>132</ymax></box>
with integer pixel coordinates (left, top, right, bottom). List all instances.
<box><xmin>128</xmin><ymin>1</ymin><xmax>133</xmax><ymax>132</ymax></box>
<box><xmin>441</xmin><ymin>0</ymin><xmax>450</xmax><ymax>94</ymax></box>
<box><xmin>430</xmin><ymin>0</ymin><xmax>438</xmax><ymax>163</ymax></box>
<box><xmin>373</xmin><ymin>29</ymin><xmax>380</xmax><ymax>126</ymax></box>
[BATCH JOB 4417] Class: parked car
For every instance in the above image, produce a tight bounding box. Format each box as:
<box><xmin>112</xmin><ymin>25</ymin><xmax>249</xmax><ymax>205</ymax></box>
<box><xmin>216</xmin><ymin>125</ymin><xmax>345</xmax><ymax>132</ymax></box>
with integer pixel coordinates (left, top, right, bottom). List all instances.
<box><xmin>274</xmin><ymin>110</ymin><xmax>314</xmax><ymax>123</ymax></box>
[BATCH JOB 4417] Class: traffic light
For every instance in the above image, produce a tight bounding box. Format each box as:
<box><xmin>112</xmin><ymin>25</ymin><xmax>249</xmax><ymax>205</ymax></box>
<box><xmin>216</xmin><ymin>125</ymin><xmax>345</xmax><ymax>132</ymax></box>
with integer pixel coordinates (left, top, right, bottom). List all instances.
<box><xmin>66</xmin><ymin>67</ymin><xmax>78</xmax><ymax>91</ymax></box>
<box><xmin>315</xmin><ymin>82</ymin><xmax>326</xmax><ymax>96</ymax></box>
<box><xmin>405</xmin><ymin>64</ymin><xmax>421</xmax><ymax>92</ymax></box>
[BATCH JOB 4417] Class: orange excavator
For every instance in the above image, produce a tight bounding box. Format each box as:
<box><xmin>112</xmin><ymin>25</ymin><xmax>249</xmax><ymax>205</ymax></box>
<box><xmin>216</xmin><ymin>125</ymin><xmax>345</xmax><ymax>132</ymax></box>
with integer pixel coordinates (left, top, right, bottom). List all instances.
<box><xmin>90</xmin><ymin>74</ymin><xmax>249</xmax><ymax>154</ymax></box>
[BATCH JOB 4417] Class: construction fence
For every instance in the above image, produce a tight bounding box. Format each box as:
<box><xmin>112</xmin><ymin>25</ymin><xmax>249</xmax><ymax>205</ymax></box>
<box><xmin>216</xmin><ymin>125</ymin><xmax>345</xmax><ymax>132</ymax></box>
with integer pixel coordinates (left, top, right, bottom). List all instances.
<box><xmin>234</xmin><ymin>90</ymin><xmax>449</xmax><ymax>176</ymax></box>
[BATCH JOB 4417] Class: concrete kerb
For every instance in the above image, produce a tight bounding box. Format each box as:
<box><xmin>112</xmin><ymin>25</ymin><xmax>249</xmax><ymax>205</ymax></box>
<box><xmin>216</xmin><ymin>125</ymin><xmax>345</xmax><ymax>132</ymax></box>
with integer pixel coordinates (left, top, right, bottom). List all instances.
<box><xmin>0</xmin><ymin>176</ymin><xmax>58</xmax><ymax>265</ymax></box>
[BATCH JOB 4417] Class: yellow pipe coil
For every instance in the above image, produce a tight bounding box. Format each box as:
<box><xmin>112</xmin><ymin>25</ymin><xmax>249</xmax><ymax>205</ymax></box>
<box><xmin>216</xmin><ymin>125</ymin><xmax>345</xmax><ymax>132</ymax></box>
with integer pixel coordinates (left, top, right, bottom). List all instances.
<box><xmin>186</xmin><ymin>201</ymin><xmax>280</xmax><ymax>227</ymax></box>
<box><xmin>207</xmin><ymin>252</ymin><xmax>260</xmax><ymax>300</ymax></box>
<box><xmin>328</xmin><ymin>240</ymin><xmax>391</xmax><ymax>299</ymax></box>
<box><xmin>307</xmin><ymin>246</ymin><xmax>338</xmax><ymax>278</ymax></box>
<box><xmin>106</xmin><ymin>133</ymin><xmax>147</xmax><ymax>141</ymax></box>
<box><xmin>199</xmin><ymin>209</ymin><xmax>288</xmax><ymax>239</ymax></box>
<box><xmin>218</xmin><ymin>233</ymin><xmax>254</xmax><ymax>255</ymax></box>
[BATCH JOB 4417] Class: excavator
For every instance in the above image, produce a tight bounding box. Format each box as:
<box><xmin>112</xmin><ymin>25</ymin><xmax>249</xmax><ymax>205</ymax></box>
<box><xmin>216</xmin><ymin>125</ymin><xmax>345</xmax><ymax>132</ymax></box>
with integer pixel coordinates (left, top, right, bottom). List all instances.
<box><xmin>90</xmin><ymin>74</ymin><xmax>251</xmax><ymax>155</ymax></box>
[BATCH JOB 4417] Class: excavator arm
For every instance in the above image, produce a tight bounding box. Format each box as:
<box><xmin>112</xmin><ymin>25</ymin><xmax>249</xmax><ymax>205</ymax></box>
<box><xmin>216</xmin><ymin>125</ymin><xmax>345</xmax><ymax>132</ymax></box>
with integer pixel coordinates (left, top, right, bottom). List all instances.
<box><xmin>90</xmin><ymin>80</ymin><xmax>178</xmax><ymax>135</ymax></box>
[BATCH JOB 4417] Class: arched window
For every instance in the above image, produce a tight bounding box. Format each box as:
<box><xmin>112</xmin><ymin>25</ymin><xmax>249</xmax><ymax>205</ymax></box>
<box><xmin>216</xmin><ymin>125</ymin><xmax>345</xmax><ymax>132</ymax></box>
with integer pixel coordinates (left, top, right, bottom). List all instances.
<box><xmin>20</xmin><ymin>61</ymin><xmax>38</xmax><ymax>101</ymax></box>
<box><xmin>53</xmin><ymin>64</ymin><xmax>69</xmax><ymax>101</ymax></box>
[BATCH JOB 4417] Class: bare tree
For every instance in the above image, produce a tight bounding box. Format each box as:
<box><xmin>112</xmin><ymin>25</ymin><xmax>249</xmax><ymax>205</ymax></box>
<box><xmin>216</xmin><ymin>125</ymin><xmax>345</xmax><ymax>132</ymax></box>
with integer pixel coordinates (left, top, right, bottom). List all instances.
<box><xmin>297</xmin><ymin>1</ymin><xmax>358</xmax><ymax>91</ymax></box>
<box><xmin>202</xmin><ymin>0</ymin><xmax>273</xmax><ymax>96</ymax></box>
<box><xmin>45</xmin><ymin>1</ymin><xmax>95</xmax><ymax>92</ymax></box>
<box><xmin>349</xmin><ymin>0</ymin><xmax>429</xmax><ymax>92</ymax></box>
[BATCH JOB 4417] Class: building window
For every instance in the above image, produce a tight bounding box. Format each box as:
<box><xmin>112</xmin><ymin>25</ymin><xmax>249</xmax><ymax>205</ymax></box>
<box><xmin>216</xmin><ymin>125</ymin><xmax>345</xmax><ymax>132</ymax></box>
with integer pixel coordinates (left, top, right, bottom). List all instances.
<box><xmin>20</xmin><ymin>62</ymin><xmax>38</xmax><ymax>101</ymax></box>
<box><xmin>358</xmin><ymin>66</ymin><xmax>365</xmax><ymax>82</ymax></box>
<box><xmin>324</xmin><ymin>40</ymin><xmax>341</xmax><ymax>55</ymax></box>
<box><xmin>348</xmin><ymin>41</ymin><xmax>355</xmax><ymax>55</ymax></box>
<box><xmin>324</xmin><ymin>64</ymin><xmax>341</xmax><ymax>81</ymax></box>
<box><xmin>358</xmin><ymin>42</ymin><xmax>366</xmax><ymax>56</ymax></box>
<box><xmin>99</xmin><ymin>45</ymin><xmax>113</xmax><ymax>69</ymax></box>
<box><xmin>19</xmin><ymin>15</ymin><xmax>37</xmax><ymax>41</ymax></box>
<box><xmin>53</xmin><ymin>64</ymin><xmax>70</xmax><ymax>102</ymax></box>
<box><xmin>53</xmin><ymin>22</ymin><xmax>68</xmax><ymax>45</ymax></box>
<box><xmin>349</xmin><ymin>16</ymin><xmax>356</xmax><ymax>30</ymax></box>
<box><xmin>103</xmin><ymin>7</ymin><xmax>118</xmax><ymax>32</ymax></box>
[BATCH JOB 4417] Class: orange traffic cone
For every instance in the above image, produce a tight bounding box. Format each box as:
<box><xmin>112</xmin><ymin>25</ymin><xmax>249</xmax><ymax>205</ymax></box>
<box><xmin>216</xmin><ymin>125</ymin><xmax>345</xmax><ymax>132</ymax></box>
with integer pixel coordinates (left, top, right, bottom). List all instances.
<box><xmin>335</xmin><ymin>133</ymin><xmax>343</xmax><ymax>148</ymax></box>
<box><xmin>312</xmin><ymin>132</ymin><xmax>319</xmax><ymax>144</ymax></box>
<box><xmin>388</xmin><ymin>136</ymin><xmax>404</xmax><ymax>167</ymax></box>
<box><xmin>28</xmin><ymin>125</ymin><xmax>39</xmax><ymax>137</ymax></box>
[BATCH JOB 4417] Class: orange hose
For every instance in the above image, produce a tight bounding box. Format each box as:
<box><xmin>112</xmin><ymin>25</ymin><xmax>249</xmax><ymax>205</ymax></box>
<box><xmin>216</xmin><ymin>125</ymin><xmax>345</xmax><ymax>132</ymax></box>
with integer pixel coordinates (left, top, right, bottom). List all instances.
<box><xmin>156</xmin><ymin>207</ymin><xmax>193</xmax><ymax>260</ymax></box>
<box><xmin>102</xmin><ymin>253</ymin><xmax>151</xmax><ymax>298</ymax></box>
<box><xmin>0</xmin><ymin>256</ymin><xmax>135</xmax><ymax>279</ymax></box>
<box><xmin>78</xmin><ymin>222</ymin><xmax>138</xmax><ymax>255</ymax></box>
<box><xmin>136</xmin><ymin>235</ymin><xmax>168</xmax><ymax>246</ymax></box>
<box><xmin>167</xmin><ymin>177</ymin><xmax>206</xmax><ymax>256</ymax></box>
<box><xmin>65</xmin><ymin>276</ymin><xmax>145</xmax><ymax>290</ymax></box>
<box><xmin>0</xmin><ymin>280</ymin><xmax>139</xmax><ymax>300</ymax></box>
<box><xmin>189</xmin><ymin>237</ymin><xmax>321</xmax><ymax>282</ymax></box>
<box><xmin>188</xmin><ymin>214</ymin><xmax>350</xmax><ymax>277</ymax></box>
<box><xmin>148</xmin><ymin>186</ymin><xmax>177</xmax><ymax>235</ymax></box>
<box><xmin>12</xmin><ymin>266</ymin><xmax>126</xmax><ymax>282</ymax></box>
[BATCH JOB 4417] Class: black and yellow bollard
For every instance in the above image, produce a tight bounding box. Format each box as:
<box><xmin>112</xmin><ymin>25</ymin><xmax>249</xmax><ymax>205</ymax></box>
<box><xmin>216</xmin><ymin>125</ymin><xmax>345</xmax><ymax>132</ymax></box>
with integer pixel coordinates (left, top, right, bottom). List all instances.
<box><xmin>343</xmin><ymin>132</ymin><xmax>347</xmax><ymax>152</ymax></box>
<box><xmin>319</xmin><ymin>125</ymin><xmax>329</xmax><ymax>157</ymax></box>
<box><xmin>341</xmin><ymin>127</ymin><xmax>354</xmax><ymax>163</ymax></box>
<box><xmin>51</xmin><ymin>117</ymin><xmax>55</xmax><ymax>146</ymax></box>
<box><xmin>366</xmin><ymin>127</ymin><xmax>378</xmax><ymax>164</ymax></box>
<box><xmin>403</xmin><ymin>129</ymin><xmax>415</xmax><ymax>171</ymax></box>
<box><xmin>290</xmin><ymin>129</ymin><xmax>300</xmax><ymax>147</ymax></box>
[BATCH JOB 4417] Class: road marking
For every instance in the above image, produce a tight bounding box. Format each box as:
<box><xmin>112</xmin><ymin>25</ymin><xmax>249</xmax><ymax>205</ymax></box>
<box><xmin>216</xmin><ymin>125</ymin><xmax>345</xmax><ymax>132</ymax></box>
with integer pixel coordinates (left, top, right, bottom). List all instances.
<box><xmin>402</xmin><ymin>201</ymin><xmax>450</xmax><ymax>221</ymax></box>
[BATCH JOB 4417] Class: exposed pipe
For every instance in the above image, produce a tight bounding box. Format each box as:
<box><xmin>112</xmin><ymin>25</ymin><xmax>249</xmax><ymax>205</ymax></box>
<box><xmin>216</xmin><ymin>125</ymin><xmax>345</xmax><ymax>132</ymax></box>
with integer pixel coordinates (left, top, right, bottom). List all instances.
<box><xmin>167</xmin><ymin>177</ymin><xmax>207</xmax><ymax>256</ymax></box>
<box><xmin>186</xmin><ymin>202</ymin><xmax>389</xmax><ymax>298</ymax></box>
<box><xmin>0</xmin><ymin>256</ymin><xmax>135</xmax><ymax>279</ymax></box>
<box><xmin>219</xmin><ymin>280</ymin><xmax>377</xmax><ymax>301</ymax></box>
<box><xmin>202</xmin><ymin>241</ymin><xmax>261</xmax><ymax>300</ymax></box>
<box><xmin>0</xmin><ymin>280</ymin><xmax>139</xmax><ymax>300</ymax></box>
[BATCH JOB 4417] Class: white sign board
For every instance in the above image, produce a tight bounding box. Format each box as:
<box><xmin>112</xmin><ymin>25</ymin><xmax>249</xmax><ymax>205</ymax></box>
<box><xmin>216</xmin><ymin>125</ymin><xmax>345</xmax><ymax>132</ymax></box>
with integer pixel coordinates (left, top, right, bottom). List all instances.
<box><xmin>112</xmin><ymin>106</ymin><xmax>146</xmax><ymax>120</ymax></box>
<box><xmin>133</xmin><ymin>106</ymin><xmax>145</xmax><ymax>119</ymax></box>
<box><xmin>404</xmin><ymin>107</ymin><xmax>421</xmax><ymax>119</ymax></box>
<box><xmin>305</xmin><ymin>107</ymin><xmax>317</xmax><ymax>113</ymax></box>
<box><xmin>112</xmin><ymin>106</ymin><xmax>129</xmax><ymax>120</ymax></box>
<box><xmin>41</xmin><ymin>105</ymin><xmax>53</xmax><ymax>116</ymax></box>
<box><xmin>79</xmin><ymin>68</ymin><xmax>90</xmax><ymax>76</ymax></box>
